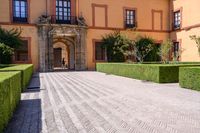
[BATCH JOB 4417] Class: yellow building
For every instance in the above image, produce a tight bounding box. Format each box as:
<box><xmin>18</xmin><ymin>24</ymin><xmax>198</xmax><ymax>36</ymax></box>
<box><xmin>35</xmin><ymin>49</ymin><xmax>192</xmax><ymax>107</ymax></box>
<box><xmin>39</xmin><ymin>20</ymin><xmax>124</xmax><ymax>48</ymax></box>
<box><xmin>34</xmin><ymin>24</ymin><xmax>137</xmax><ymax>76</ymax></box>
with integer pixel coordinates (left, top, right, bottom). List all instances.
<box><xmin>0</xmin><ymin>0</ymin><xmax>199</xmax><ymax>71</ymax></box>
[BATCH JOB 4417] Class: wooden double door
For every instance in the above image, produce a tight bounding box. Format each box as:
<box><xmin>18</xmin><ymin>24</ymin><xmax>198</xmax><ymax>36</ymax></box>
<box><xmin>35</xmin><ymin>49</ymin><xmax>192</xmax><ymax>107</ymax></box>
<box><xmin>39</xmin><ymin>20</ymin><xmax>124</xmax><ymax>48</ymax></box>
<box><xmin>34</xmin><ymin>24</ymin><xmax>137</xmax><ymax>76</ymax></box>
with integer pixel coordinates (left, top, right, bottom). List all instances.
<box><xmin>54</xmin><ymin>48</ymin><xmax>62</xmax><ymax>67</ymax></box>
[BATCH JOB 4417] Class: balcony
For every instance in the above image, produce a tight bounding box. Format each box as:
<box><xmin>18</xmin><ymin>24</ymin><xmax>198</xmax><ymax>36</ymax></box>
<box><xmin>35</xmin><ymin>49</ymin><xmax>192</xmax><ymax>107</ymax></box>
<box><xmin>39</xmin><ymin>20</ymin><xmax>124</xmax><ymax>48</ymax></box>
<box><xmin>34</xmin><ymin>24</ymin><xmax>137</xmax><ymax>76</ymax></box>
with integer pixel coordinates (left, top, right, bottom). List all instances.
<box><xmin>124</xmin><ymin>21</ymin><xmax>137</xmax><ymax>29</ymax></box>
<box><xmin>13</xmin><ymin>17</ymin><xmax>28</xmax><ymax>23</ymax></box>
<box><xmin>51</xmin><ymin>15</ymin><xmax>78</xmax><ymax>25</ymax></box>
<box><xmin>173</xmin><ymin>23</ymin><xmax>181</xmax><ymax>30</ymax></box>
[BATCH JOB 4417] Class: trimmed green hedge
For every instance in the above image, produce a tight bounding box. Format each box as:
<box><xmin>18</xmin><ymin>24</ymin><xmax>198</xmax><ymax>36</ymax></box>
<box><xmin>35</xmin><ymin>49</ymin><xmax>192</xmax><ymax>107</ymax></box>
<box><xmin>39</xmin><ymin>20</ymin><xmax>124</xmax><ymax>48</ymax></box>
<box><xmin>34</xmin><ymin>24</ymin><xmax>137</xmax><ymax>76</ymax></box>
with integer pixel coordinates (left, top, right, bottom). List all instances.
<box><xmin>0</xmin><ymin>72</ymin><xmax>21</xmax><ymax>132</ymax></box>
<box><xmin>96</xmin><ymin>63</ymin><xmax>200</xmax><ymax>83</ymax></box>
<box><xmin>141</xmin><ymin>62</ymin><xmax>200</xmax><ymax>64</ymax></box>
<box><xmin>0</xmin><ymin>64</ymin><xmax>15</xmax><ymax>69</ymax></box>
<box><xmin>0</xmin><ymin>64</ymin><xmax>33</xmax><ymax>91</ymax></box>
<box><xmin>179</xmin><ymin>67</ymin><xmax>200</xmax><ymax>91</ymax></box>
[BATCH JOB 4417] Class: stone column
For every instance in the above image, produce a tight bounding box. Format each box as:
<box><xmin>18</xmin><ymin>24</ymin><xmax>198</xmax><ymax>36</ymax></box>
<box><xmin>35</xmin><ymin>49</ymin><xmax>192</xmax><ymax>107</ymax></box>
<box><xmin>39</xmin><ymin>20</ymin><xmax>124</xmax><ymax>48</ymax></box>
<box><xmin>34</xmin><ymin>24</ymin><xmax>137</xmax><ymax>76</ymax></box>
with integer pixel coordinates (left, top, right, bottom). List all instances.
<box><xmin>80</xmin><ymin>28</ymin><xmax>87</xmax><ymax>70</ymax></box>
<box><xmin>38</xmin><ymin>25</ymin><xmax>48</xmax><ymax>72</ymax></box>
<box><xmin>75</xmin><ymin>27</ymin><xmax>87</xmax><ymax>70</ymax></box>
<box><xmin>48</xmin><ymin>33</ymin><xmax>54</xmax><ymax>71</ymax></box>
<box><xmin>75</xmin><ymin>30</ymin><xmax>81</xmax><ymax>70</ymax></box>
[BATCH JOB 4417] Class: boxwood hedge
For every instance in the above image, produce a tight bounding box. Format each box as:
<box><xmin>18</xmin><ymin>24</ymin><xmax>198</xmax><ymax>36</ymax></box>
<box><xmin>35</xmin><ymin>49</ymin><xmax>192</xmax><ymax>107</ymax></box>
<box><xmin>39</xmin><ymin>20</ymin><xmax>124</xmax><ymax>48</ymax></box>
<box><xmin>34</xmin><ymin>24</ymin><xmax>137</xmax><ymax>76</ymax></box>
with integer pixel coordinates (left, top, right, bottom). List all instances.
<box><xmin>0</xmin><ymin>72</ymin><xmax>21</xmax><ymax>132</ymax></box>
<box><xmin>179</xmin><ymin>67</ymin><xmax>200</xmax><ymax>91</ymax></box>
<box><xmin>0</xmin><ymin>64</ymin><xmax>16</xmax><ymax>68</ymax></box>
<box><xmin>0</xmin><ymin>64</ymin><xmax>33</xmax><ymax>91</ymax></box>
<box><xmin>96</xmin><ymin>63</ymin><xmax>200</xmax><ymax>83</ymax></box>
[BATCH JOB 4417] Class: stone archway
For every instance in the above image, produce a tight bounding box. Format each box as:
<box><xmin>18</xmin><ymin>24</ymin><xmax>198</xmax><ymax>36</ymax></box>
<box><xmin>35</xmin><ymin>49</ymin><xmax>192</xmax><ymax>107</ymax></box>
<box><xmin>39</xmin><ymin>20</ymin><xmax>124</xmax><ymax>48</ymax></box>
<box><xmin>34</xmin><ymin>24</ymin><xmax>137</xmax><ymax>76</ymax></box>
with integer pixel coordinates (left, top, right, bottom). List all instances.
<box><xmin>53</xmin><ymin>42</ymin><xmax>69</xmax><ymax>68</ymax></box>
<box><xmin>53</xmin><ymin>38</ymin><xmax>75</xmax><ymax>70</ymax></box>
<box><xmin>38</xmin><ymin>24</ymin><xmax>87</xmax><ymax>72</ymax></box>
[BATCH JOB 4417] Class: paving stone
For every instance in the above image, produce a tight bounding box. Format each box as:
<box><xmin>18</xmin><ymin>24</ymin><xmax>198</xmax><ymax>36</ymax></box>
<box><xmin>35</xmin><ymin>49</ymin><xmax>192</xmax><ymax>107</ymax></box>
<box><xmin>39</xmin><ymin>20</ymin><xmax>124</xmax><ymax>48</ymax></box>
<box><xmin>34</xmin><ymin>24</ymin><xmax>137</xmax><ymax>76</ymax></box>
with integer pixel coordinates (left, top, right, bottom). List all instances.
<box><xmin>4</xmin><ymin>71</ymin><xmax>200</xmax><ymax>133</ymax></box>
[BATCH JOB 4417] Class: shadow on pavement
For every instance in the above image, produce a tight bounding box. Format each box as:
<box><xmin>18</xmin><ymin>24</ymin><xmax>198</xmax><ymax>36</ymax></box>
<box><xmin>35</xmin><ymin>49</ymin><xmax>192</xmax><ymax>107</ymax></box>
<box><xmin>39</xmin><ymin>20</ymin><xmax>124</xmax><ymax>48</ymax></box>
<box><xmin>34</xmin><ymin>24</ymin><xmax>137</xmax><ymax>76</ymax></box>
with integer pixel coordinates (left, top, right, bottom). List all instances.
<box><xmin>4</xmin><ymin>99</ymin><xmax>42</xmax><ymax>133</ymax></box>
<box><xmin>4</xmin><ymin>73</ymin><xmax>42</xmax><ymax>133</ymax></box>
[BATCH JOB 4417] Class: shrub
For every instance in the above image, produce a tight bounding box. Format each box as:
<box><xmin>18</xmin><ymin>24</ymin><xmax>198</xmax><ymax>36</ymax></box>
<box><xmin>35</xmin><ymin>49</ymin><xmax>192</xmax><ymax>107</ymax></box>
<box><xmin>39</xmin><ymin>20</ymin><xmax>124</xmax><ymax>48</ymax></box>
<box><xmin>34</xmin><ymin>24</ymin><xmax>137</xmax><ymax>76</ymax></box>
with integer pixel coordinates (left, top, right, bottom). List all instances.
<box><xmin>0</xmin><ymin>72</ymin><xmax>21</xmax><ymax>132</ymax></box>
<box><xmin>0</xmin><ymin>64</ymin><xmax>33</xmax><ymax>91</ymax></box>
<box><xmin>157</xmin><ymin>39</ymin><xmax>173</xmax><ymax>64</ymax></box>
<box><xmin>102</xmin><ymin>31</ymin><xmax>131</xmax><ymax>62</ymax></box>
<box><xmin>96</xmin><ymin>63</ymin><xmax>200</xmax><ymax>83</ymax></box>
<box><xmin>179</xmin><ymin>67</ymin><xmax>200</xmax><ymax>91</ymax></box>
<box><xmin>134</xmin><ymin>36</ymin><xmax>157</xmax><ymax>62</ymax></box>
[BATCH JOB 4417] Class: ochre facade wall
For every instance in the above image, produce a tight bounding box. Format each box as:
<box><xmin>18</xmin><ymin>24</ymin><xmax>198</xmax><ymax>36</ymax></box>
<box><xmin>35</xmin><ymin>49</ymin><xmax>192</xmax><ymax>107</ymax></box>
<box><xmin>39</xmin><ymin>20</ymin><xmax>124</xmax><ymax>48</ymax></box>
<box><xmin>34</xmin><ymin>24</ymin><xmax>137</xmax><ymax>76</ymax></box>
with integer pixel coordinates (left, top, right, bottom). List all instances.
<box><xmin>86</xmin><ymin>29</ymin><xmax>169</xmax><ymax>70</ymax></box>
<box><xmin>170</xmin><ymin>0</ymin><xmax>200</xmax><ymax>62</ymax></box>
<box><xmin>170</xmin><ymin>27</ymin><xmax>200</xmax><ymax>62</ymax></box>
<box><xmin>0</xmin><ymin>25</ymin><xmax>39</xmax><ymax>70</ymax></box>
<box><xmin>79</xmin><ymin>0</ymin><xmax>169</xmax><ymax>30</ymax></box>
<box><xmin>79</xmin><ymin>0</ymin><xmax>170</xmax><ymax>69</ymax></box>
<box><xmin>0</xmin><ymin>0</ymin><xmax>10</xmax><ymax>22</ymax></box>
<box><xmin>0</xmin><ymin>0</ymin><xmax>199</xmax><ymax>71</ymax></box>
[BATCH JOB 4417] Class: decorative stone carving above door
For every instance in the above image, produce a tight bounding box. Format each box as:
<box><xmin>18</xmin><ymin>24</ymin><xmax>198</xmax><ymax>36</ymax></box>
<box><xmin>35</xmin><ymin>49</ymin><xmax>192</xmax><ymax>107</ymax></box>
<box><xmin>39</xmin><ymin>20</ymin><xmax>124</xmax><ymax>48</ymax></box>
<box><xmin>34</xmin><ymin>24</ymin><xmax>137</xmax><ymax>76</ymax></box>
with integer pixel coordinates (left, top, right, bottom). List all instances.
<box><xmin>37</xmin><ymin>24</ymin><xmax>87</xmax><ymax>72</ymax></box>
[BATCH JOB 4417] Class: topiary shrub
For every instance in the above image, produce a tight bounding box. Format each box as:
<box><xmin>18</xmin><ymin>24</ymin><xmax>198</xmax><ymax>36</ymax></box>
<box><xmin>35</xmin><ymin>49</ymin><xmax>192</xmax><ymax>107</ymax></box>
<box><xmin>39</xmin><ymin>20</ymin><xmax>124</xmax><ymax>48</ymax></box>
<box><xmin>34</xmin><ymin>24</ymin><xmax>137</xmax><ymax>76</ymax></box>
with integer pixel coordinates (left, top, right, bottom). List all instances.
<box><xmin>0</xmin><ymin>72</ymin><xmax>21</xmax><ymax>132</ymax></box>
<box><xmin>0</xmin><ymin>64</ymin><xmax>33</xmax><ymax>91</ymax></box>
<box><xmin>179</xmin><ymin>67</ymin><xmax>200</xmax><ymax>91</ymax></box>
<box><xmin>96</xmin><ymin>63</ymin><xmax>200</xmax><ymax>83</ymax></box>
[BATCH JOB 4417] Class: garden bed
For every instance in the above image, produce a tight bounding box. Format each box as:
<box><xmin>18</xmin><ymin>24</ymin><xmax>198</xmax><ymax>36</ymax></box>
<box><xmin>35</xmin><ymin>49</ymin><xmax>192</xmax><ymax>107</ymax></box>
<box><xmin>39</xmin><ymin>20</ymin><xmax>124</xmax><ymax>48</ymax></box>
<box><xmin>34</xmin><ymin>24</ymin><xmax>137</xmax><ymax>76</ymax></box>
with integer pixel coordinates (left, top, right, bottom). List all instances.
<box><xmin>96</xmin><ymin>63</ymin><xmax>200</xmax><ymax>83</ymax></box>
<box><xmin>0</xmin><ymin>64</ymin><xmax>33</xmax><ymax>91</ymax></box>
<box><xmin>179</xmin><ymin>67</ymin><xmax>200</xmax><ymax>91</ymax></box>
<box><xmin>0</xmin><ymin>72</ymin><xmax>21</xmax><ymax>132</ymax></box>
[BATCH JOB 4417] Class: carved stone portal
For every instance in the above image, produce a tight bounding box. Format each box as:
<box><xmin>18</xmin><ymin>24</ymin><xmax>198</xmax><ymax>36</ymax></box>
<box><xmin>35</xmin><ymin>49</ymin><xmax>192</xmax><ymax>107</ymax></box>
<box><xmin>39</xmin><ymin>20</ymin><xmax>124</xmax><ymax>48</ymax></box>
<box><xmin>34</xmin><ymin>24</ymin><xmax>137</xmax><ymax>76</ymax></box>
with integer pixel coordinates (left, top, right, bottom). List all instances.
<box><xmin>37</xmin><ymin>24</ymin><xmax>87</xmax><ymax>72</ymax></box>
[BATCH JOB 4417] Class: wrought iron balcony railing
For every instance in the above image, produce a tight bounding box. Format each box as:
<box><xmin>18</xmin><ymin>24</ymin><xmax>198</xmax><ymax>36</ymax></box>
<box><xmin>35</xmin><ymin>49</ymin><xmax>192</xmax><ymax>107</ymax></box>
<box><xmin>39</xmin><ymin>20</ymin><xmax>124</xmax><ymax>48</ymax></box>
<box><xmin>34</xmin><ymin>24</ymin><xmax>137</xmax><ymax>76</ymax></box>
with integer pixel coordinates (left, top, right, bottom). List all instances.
<box><xmin>51</xmin><ymin>15</ymin><xmax>78</xmax><ymax>25</ymax></box>
<box><xmin>172</xmin><ymin>23</ymin><xmax>181</xmax><ymax>30</ymax></box>
<box><xmin>124</xmin><ymin>21</ymin><xmax>137</xmax><ymax>29</ymax></box>
<box><xmin>13</xmin><ymin>17</ymin><xmax>28</xmax><ymax>23</ymax></box>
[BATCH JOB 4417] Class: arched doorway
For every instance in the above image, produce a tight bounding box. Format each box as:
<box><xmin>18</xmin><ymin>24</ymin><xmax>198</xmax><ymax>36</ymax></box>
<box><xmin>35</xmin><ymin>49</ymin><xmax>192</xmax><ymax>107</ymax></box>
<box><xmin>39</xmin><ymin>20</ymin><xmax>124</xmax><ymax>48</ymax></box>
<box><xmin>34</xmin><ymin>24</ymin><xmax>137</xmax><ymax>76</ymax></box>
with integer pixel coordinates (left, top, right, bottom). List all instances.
<box><xmin>53</xmin><ymin>42</ymin><xmax>69</xmax><ymax>69</ymax></box>
<box><xmin>38</xmin><ymin>25</ymin><xmax>87</xmax><ymax>72</ymax></box>
<box><xmin>53</xmin><ymin>37</ymin><xmax>75</xmax><ymax>70</ymax></box>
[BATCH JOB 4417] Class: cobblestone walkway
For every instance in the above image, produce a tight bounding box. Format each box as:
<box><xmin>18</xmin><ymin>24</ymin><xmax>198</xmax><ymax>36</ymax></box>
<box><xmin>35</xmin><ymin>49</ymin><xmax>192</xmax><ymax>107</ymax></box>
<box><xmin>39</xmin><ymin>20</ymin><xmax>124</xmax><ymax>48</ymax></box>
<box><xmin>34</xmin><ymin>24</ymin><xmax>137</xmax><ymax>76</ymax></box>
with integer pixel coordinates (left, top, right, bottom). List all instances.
<box><xmin>5</xmin><ymin>72</ymin><xmax>200</xmax><ymax>133</ymax></box>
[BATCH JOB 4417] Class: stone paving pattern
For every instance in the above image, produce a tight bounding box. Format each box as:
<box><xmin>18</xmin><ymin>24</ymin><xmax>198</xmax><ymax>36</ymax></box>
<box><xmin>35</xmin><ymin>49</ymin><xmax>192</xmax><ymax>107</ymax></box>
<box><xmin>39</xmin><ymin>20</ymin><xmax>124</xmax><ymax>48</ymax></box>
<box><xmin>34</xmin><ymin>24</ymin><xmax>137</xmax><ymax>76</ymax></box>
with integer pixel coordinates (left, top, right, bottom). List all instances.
<box><xmin>5</xmin><ymin>72</ymin><xmax>200</xmax><ymax>133</ymax></box>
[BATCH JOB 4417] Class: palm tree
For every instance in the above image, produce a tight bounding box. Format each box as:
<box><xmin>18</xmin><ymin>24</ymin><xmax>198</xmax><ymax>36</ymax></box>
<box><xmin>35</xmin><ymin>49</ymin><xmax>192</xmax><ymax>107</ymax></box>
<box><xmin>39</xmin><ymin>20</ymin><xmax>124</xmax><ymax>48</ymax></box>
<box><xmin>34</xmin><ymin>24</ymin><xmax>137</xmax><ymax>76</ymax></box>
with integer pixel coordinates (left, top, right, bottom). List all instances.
<box><xmin>0</xmin><ymin>27</ymin><xmax>22</xmax><ymax>48</ymax></box>
<box><xmin>0</xmin><ymin>27</ymin><xmax>22</xmax><ymax>64</ymax></box>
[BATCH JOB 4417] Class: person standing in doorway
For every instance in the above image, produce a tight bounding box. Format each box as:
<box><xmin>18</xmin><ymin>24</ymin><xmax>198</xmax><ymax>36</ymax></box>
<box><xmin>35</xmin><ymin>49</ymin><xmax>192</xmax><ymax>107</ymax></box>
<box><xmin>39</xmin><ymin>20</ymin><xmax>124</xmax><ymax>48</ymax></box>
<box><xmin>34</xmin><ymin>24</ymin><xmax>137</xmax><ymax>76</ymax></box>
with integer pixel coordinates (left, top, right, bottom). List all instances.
<box><xmin>62</xmin><ymin>58</ymin><xmax>65</xmax><ymax>69</ymax></box>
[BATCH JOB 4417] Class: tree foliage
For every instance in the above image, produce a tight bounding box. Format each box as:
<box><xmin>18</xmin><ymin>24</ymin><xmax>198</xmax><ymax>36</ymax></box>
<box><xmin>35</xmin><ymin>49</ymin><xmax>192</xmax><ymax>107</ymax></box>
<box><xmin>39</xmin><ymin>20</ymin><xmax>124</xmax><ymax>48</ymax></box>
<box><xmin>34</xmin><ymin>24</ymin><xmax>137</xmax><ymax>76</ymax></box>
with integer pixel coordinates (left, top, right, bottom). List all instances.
<box><xmin>157</xmin><ymin>39</ymin><xmax>173</xmax><ymax>64</ymax></box>
<box><xmin>102</xmin><ymin>32</ymin><xmax>161</xmax><ymax>63</ymax></box>
<box><xmin>102</xmin><ymin>31</ymin><xmax>131</xmax><ymax>62</ymax></box>
<box><xmin>133</xmin><ymin>36</ymin><xmax>157</xmax><ymax>63</ymax></box>
<box><xmin>172</xmin><ymin>47</ymin><xmax>185</xmax><ymax>63</ymax></box>
<box><xmin>190</xmin><ymin>35</ymin><xmax>200</xmax><ymax>56</ymax></box>
<box><xmin>0</xmin><ymin>43</ymin><xmax>14</xmax><ymax>64</ymax></box>
<box><xmin>0</xmin><ymin>27</ymin><xmax>22</xmax><ymax>64</ymax></box>
<box><xmin>0</xmin><ymin>27</ymin><xmax>22</xmax><ymax>48</ymax></box>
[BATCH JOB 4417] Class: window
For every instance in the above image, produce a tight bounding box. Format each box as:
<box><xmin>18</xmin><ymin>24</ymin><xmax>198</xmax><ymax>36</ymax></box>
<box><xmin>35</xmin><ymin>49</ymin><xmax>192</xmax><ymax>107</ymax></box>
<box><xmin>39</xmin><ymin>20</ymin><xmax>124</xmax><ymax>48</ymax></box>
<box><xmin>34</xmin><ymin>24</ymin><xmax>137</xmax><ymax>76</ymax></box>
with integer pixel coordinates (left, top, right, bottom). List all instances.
<box><xmin>95</xmin><ymin>42</ymin><xmax>106</xmax><ymax>61</ymax></box>
<box><xmin>125</xmin><ymin>9</ymin><xmax>136</xmax><ymax>28</ymax></box>
<box><xmin>173</xmin><ymin>42</ymin><xmax>179</xmax><ymax>58</ymax></box>
<box><xmin>15</xmin><ymin>40</ymin><xmax>29</xmax><ymax>62</ymax></box>
<box><xmin>56</xmin><ymin>0</ymin><xmax>71</xmax><ymax>24</ymax></box>
<box><xmin>13</xmin><ymin>0</ymin><xmax>28</xmax><ymax>23</ymax></box>
<box><xmin>173</xmin><ymin>10</ymin><xmax>181</xmax><ymax>29</ymax></box>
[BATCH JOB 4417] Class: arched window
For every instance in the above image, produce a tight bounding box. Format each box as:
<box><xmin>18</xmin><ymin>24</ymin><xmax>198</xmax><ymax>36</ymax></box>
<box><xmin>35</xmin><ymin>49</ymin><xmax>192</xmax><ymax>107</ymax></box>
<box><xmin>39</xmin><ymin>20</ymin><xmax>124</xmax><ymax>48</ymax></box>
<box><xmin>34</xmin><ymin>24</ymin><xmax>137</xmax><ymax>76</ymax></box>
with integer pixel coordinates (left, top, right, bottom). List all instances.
<box><xmin>13</xmin><ymin>0</ymin><xmax>28</xmax><ymax>23</ymax></box>
<box><xmin>56</xmin><ymin>0</ymin><xmax>71</xmax><ymax>24</ymax></box>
